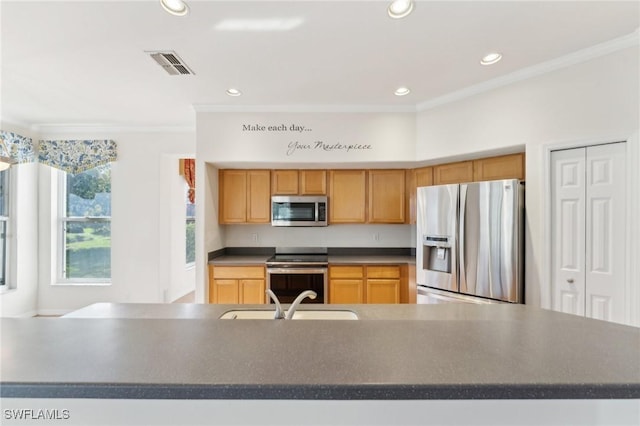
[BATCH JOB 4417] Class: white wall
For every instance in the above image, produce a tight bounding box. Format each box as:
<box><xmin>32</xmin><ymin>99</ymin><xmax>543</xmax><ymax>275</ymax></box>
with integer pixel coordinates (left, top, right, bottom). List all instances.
<box><xmin>416</xmin><ymin>47</ymin><xmax>640</xmax><ymax>310</ymax></box>
<box><xmin>196</xmin><ymin>111</ymin><xmax>416</xmax><ymax>167</ymax></box>
<box><xmin>36</xmin><ymin>130</ymin><xmax>195</xmax><ymax>314</ymax></box>
<box><xmin>0</xmin><ymin>123</ymin><xmax>39</xmax><ymax>317</ymax></box>
<box><xmin>159</xmin><ymin>154</ymin><xmax>196</xmax><ymax>303</ymax></box>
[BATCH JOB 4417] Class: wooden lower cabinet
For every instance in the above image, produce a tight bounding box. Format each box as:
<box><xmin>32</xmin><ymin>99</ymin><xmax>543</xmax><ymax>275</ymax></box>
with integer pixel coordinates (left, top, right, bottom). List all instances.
<box><xmin>329</xmin><ymin>264</ymin><xmax>403</xmax><ymax>304</ymax></box>
<box><xmin>329</xmin><ymin>265</ymin><xmax>365</xmax><ymax>303</ymax></box>
<box><xmin>209</xmin><ymin>265</ymin><xmax>266</xmax><ymax>304</ymax></box>
<box><xmin>366</xmin><ymin>265</ymin><xmax>400</xmax><ymax>304</ymax></box>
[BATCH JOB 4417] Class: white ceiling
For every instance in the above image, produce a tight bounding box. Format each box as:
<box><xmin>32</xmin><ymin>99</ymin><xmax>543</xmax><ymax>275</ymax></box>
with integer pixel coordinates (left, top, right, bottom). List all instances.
<box><xmin>1</xmin><ymin>0</ymin><xmax>639</xmax><ymax>129</ymax></box>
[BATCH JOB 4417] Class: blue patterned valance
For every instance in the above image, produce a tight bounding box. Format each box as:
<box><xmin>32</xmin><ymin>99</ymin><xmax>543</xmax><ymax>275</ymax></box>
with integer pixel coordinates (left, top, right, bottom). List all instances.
<box><xmin>0</xmin><ymin>130</ymin><xmax>36</xmax><ymax>164</ymax></box>
<box><xmin>38</xmin><ymin>139</ymin><xmax>118</xmax><ymax>174</ymax></box>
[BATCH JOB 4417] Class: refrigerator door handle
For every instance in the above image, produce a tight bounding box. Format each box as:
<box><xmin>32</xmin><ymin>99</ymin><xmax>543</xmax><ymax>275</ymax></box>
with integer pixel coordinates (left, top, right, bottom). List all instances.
<box><xmin>459</xmin><ymin>184</ymin><xmax>467</xmax><ymax>292</ymax></box>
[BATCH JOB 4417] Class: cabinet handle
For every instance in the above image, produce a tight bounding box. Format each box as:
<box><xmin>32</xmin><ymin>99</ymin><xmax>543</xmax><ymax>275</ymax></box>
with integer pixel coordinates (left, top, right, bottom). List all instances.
<box><xmin>567</xmin><ymin>278</ymin><xmax>574</xmax><ymax>284</ymax></box>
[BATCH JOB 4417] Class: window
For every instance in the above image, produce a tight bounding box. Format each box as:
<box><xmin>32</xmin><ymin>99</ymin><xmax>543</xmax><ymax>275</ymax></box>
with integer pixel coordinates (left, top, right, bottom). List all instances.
<box><xmin>0</xmin><ymin>169</ymin><xmax>9</xmax><ymax>287</ymax></box>
<box><xmin>59</xmin><ymin>164</ymin><xmax>111</xmax><ymax>282</ymax></box>
<box><xmin>185</xmin><ymin>183</ymin><xmax>195</xmax><ymax>265</ymax></box>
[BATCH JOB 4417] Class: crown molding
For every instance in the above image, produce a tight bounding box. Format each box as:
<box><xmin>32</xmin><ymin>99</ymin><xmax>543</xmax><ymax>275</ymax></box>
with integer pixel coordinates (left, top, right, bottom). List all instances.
<box><xmin>417</xmin><ymin>29</ymin><xmax>640</xmax><ymax>112</ymax></box>
<box><xmin>192</xmin><ymin>104</ymin><xmax>417</xmax><ymax>113</ymax></box>
<box><xmin>32</xmin><ymin>124</ymin><xmax>195</xmax><ymax>135</ymax></box>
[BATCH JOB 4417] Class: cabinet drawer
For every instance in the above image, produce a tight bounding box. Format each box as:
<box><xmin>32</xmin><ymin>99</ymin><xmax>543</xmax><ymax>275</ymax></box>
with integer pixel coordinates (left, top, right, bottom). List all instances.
<box><xmin>212</xmin><ymin>266</ymin><xmax>265</xmax><ymax>279</ymax></box>
<box><xmin>366</xmin><ymin>265</ymin><xmax>400</xmax><ymax>279</ymax></box>
<box><xmin>329</xmin><ymin>265</ymin><xmax>364</xmax><ymax>278</ymax></box>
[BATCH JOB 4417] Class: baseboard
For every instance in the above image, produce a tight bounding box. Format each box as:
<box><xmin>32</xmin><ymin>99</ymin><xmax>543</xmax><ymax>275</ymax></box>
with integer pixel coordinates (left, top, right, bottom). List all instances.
<box><xmin>36</xmin><ymin>309</ymin><xmax>72</xmax><ymax>317</ymax></box>
<box><xmin>8</xmin><ymin>310</ymin><xmax>38</xmax><ymax>318</ymax></box>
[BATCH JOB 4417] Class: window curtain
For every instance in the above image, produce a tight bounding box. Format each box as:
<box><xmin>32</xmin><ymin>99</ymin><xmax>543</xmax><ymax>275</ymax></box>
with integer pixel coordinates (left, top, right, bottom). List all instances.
<box><xmin>38</xmin><ymin>139</ymin><xmax>117</xmax><ymax>174</ymax></box>
<box><xmin>180</xmin><ymin>158</ymin><xmax>196</xmax><ymax>203</ymax></box>
<box><xmin>0</xmin><ymin>130</ymin><xmax>36</xmax><ymax>163</ymax></box>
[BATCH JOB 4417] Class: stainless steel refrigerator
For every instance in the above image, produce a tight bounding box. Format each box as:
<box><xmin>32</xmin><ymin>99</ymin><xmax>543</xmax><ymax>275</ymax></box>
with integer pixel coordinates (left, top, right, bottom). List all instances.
<box><xmin>416</xmin><ymin>179</ymin><xmax>524</xmax><ymax>303</ymax></box>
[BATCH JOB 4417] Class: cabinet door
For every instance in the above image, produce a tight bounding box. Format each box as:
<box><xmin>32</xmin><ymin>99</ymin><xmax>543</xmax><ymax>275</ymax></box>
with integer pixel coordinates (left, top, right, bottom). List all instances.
<box><xmin>329</xmin><ymin>279</ymin><xmax>364</xmax><ymax>304</ymax></box>
<box><xmin>213</xmin><ymin>279</ymin><xmax>240</xmax><ymax>304</ymax></box>
<box><xmin>272</xmin><ymin>170</ymin><xmax>299</xmax><ymax>195</ymax></box>
<box><xmin>473</xmin><ymin>153</ymin><xmax>524</xmax><ymax>181</ymax></box>
<box><xmin>328</xmin><ymin>170</ymin><xmax>366</xmax><ymax>223</ymax></box>
<box><xmin>219</xmin><ymin>170</ymin><xmax>247</xmax><ymax>223</ymax></box>
<box><xmin>299</xmin><ymin>170</ymin><xmax>327</xmax><ymax>195</ymax></box>
<box><xmin>414</xmin><ymin>167</ymin><xmax>434</xmax><ymax>187</ymax></box>
<box><xmin>368</xmin><ymin>170</ymin><xmax>405</xmax><ymax>223</ymax></box>
<box><xmin>366</xmin><ymin>279</ymin><xmax>400</xmax><ymax>304</ymax></box>
<box><xmin>240</xmin><ymin>279</ymin><xmax>266</xmax><ymax>304</ymax></box>
<box><xmin>247</xmin><ymin>170</ymin><xmax>271</xmax><ymax>223</ymax></box>
<box><xmin>407</xmin><ymin>167</ymin><xmax>433</xmax><ymax>225</ymax></box>
<box><xmin>433</xmin><ymin>161</ymin><xmax>473</xmax><ymax>185</ymax></box>
<box><xmin>367</xmin><ymin>265</ymin><xmax>400</xmax><ymax>279</ymax></box>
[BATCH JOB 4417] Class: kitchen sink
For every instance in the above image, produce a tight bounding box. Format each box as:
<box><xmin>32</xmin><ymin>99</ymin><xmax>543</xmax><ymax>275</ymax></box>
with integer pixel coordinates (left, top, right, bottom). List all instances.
<box><xmin>219</xmin><ymin>309</ymin><xmax>358</xmax><ymax>320</ymax></box>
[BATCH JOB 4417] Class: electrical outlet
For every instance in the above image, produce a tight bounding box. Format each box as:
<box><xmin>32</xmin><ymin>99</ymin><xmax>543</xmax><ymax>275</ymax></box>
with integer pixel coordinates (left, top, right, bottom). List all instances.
<box><xmin>373</xmin><ymin>233</ymin><xmax>380</xmax><ymax>241</ymax></box>
<box><xmin>251</xmin><ymin>233</ymin><xmax>259</xmax><ymax>243</ymax></box>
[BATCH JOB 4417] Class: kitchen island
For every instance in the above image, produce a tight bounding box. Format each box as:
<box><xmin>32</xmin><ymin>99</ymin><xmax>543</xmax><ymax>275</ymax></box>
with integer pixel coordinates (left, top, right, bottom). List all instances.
<box><xmin>2</xmin><ymin>303</ymin><xmax>639</xmax><ymax>425</ymax></box>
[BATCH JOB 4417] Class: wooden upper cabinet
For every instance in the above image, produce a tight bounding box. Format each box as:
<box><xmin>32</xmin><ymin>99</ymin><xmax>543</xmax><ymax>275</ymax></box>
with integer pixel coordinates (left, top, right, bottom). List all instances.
<box><xmin>414</xmin><ymin>167</ymin><xmax>433</xmax><ymax>187</ymax></box>
<box><xmin>473</xmin><ymin>153</ymin><xmax>525</xmax><ymax>181</ymax></box>
<box><xmin>328</xmin><ymin>170</ymin><xmax>366</xmax><ymax>223</ymax></box>
<box><xmin>368</xmin><ymin>170</ymin><xmax>405</xmax><ymax>224</ymax></box>
<box><xmin>271</xmin><ymin>170</ymin><xmax>299</xmax><ymax>195</ymax></box>
<box><xmin>272</xmin><ymin>169</ymin><xmax>327</xmax><ymax>195</ymax></box>
<box><xmin>219</xmin><ymin>170</ymin><xmax>247</xmax><ymax>223</ymax></box>
<box><xmin>247</xmin><ymin>170</ymin><xmax>271</xmax><ymax>223</ymax></box>
<box><xmin>299</xmin><ymin>170</ymin><xmax>327</xmax><ymax>195</ymax></box>
<box><xmin>408</xmin><ymin>167</ymin><xmax>433</xmax><ymax>224</ymax></box>
<box><xmin>433</xmin><ymin>161</ymin><xmax>473</xmax><ymax>185</ymax></box>
<box><xmin>219</xmin><ymin>169</ymin><xmax>270</xmax><ymax>224</ymax></box>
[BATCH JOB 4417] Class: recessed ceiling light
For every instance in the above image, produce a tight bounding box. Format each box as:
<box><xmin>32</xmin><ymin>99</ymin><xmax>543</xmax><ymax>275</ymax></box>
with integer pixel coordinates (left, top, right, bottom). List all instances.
<box><xmin>388</xmin><ymin>0</ymin><xmax>414</xmax><ymax>19</ymax></box>
<box><xmin>394</xmin><ymin>87</ymin><xmax>411</xmax><ymax>96</ymax></box>
<box><xmin>226</xmin><ymin>88</ymin><xmax>242</xmax><ymax>97</ymax></box>
<box><xmin>480</xmin><ymin>52</ymin><xmax>503</xmax><ymax>65</ymax></box>
<box><xmin>160</xmin><ymin>0</ymin><xmax>189</xmax><ymax>17</ymax></box>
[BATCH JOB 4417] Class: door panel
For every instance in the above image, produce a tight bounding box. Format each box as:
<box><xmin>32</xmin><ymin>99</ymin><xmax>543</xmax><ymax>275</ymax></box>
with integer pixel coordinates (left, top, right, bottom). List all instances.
<box><xmin>551</xmin><ymin>149</ymin><xmax>586</xmax><ymax>316</ymax></box>
<box><xmin>585</xmin><ymin>143</ymin><xmax>626</xmax><ymax>323</ymax></box>
<box><xmin>551</xmin><ymin>142</ymin><xmax>626</xmax><ymax>323</ymax></box>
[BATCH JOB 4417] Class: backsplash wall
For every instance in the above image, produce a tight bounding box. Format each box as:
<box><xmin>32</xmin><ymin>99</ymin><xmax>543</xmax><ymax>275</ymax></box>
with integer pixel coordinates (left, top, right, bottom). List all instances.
<box><xmin>223</xmin><ymin>224</ymin><xmax>414</xmax><ymax>248</ymax></box>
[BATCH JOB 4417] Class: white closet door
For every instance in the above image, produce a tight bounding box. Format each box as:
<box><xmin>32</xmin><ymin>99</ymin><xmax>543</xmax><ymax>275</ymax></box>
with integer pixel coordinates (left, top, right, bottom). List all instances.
<box><xmin>585</xmin><ymin>143</ymin><xmax>626</xmax><ymax>323</ymax></box>
<box><xmin>551</xmin><ymin>148</ymin><xmax>586</xmax><ymax>316</ymax></box>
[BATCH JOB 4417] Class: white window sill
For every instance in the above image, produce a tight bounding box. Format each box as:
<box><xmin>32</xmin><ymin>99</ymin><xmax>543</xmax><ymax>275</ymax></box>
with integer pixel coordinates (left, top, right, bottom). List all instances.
<box><xmin>53</xmin><ymin>281</ymin><xmax>112</xmax><ymax>287</ymax></box>
<box><xmin>0</xmin><ymin>286</ymin><xmax>17</xmax><ymax>295</ymax></box>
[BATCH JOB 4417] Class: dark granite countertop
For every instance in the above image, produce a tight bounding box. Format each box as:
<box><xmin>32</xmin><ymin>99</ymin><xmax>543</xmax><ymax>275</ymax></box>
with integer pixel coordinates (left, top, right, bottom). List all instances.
<box><xmin>208</xmin><ymin>255</ymin><xmax>415</xmax><ymax>265</ymax></box>
<box><xmin>2</xmin><ymin>303</ymin><xmax>639</xmax><ymax>400</ymax></box>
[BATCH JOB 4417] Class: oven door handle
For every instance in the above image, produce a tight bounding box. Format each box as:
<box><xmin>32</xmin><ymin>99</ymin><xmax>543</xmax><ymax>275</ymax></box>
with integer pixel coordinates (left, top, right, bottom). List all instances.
<box><xmin>267</xmin><ymin>268</ymin><xmax>328</xmax><ymax>274</ymax></box>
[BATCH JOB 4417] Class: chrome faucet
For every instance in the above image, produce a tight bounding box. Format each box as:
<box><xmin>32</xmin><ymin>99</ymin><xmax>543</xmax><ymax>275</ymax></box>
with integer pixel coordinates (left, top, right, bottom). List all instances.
<box><xmin>265</xmin><ymin>289</ymin><xmax>285</xmax><ymax>319</ymax></box>
<box><xmin>285</xmin><ymin>290</ymin><xmax>317</xmax><ymax>320</ymax></box>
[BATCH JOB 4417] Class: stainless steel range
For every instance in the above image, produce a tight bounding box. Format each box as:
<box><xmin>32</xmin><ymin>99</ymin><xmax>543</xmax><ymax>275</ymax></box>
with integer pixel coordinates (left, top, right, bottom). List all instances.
<box><xmin>265</xmin><ymin>247</ymin><xmax>328</xmax><ymax>304</ymax></box>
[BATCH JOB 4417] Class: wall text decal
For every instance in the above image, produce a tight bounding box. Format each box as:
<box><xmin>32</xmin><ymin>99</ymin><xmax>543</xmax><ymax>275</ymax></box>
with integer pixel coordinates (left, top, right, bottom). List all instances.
<box><xmin>241</xmin><ymin>123</ymin><xmax>373</xmax><ymax>156</ymax></box>
<box><xmin>287</xmin><ymin>141</ymin><xmax>372</xmax><ymax>156</ymax></box>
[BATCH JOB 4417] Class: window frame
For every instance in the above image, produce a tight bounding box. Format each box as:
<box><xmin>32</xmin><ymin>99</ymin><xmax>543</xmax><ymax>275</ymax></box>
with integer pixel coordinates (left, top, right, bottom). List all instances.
<box><xmin>0</xmin><ymin>169</ymin><xmax>10</xmax><ymax>290</ymax></box>
<box><xmin>57</xmin><ymin>166</ymin><xmax>112</xmax><ymax>285</ymax></box>
<box><xmin>185</xmin><ymin>182</ymin><xmax>195</xmax><ymax>269</ymax></box>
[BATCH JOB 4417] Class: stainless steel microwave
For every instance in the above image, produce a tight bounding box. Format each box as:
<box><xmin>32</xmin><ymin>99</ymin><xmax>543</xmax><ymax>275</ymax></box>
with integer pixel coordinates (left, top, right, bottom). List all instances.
<box><xmin>271</xmin><ymin>196</ymin><xmax>328</xmax><ymax>227</ymax></box>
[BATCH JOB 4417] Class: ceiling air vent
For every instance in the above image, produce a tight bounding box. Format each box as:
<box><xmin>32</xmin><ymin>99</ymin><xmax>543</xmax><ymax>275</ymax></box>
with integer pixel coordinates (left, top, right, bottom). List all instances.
<box><xmin>148</xmin><ymin>51</ymin><xmax>195</xmax><ymax>75</ymax></box>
